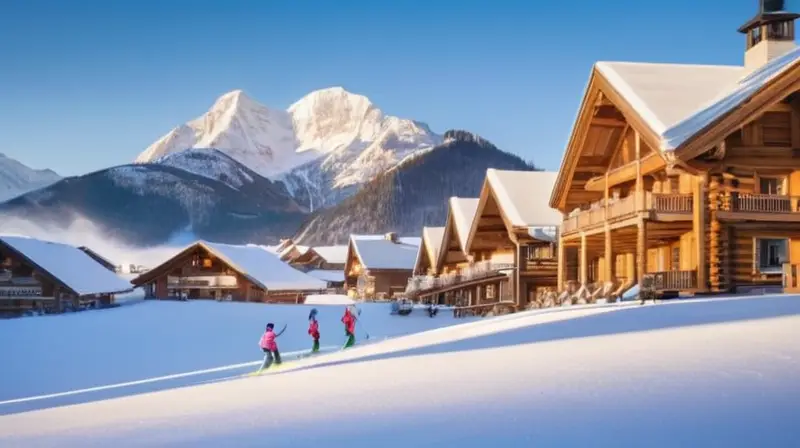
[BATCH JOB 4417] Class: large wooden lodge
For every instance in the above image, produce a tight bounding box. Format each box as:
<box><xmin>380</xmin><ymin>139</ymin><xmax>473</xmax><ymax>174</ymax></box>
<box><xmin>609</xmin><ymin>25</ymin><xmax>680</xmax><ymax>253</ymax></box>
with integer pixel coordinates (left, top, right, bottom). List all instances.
<box><xmin>552</xmin><ymin>2</ymin><xmax>800</xmax><ymax>297</ymax></box>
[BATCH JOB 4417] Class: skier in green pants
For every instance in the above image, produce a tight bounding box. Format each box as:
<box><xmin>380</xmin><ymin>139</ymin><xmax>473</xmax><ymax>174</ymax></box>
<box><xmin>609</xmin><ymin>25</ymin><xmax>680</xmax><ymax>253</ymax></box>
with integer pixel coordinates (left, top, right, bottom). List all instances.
<box><xmin>308</xmin><ymin>308</ymin><xmax>320</xmax><ymax>353</ymax></box>
<box><xmin>341</xmin><ymin>306</ymin><xmax>356</xmax><ymax>348</ymax></box>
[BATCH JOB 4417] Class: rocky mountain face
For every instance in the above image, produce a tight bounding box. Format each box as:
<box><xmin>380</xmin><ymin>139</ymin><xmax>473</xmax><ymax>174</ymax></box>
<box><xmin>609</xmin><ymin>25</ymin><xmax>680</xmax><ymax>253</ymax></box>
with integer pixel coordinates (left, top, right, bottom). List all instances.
<box><xmin>293</xmin><ymin>130</ymin><xmax>538</xmax><ymax>246</ymax></box>
<box><xmin>136</xmin><ymin>87</ymin><xmax>442</xmax><ymax>211</ymax></box>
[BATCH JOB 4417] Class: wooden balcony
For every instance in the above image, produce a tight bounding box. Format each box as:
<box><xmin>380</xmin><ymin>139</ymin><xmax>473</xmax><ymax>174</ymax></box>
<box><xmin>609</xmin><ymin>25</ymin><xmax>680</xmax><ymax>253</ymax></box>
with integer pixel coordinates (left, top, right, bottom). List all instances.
<box><xmin>725</xmin><ymin>193</ymin><xmax>800</xmax><ymax>214</ymax></box>
<box><xmin>561</xmin><ymin>193</ymin><xmax>693</xmax><ymax>235</ymax></box>
<box><xmin>650</xmin><ymin>270</ymin><xmax>698</xmax><ymax>291</ymax></box>
<box><xmin>167</xmin><ymin>275</ymin><xmax>238</xmax><ymax>288</ymax></box>
<box><xmin>405</xmin><ymin>261</ymin><xmax>512</xmax><ymax>297</ymax></box>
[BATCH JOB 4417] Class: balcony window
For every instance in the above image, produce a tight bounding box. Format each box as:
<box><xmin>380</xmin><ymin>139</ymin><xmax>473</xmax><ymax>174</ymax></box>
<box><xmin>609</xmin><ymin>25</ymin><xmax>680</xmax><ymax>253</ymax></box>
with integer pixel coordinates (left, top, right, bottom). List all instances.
<box><xmin>759</xmin><ymin>177</ymin><xmax>783</xmax><ymax>195</ymax></box>
<box><xmin>756</xmin><ymin>238</ymin><xmax>787</xmax><ymax>273</ymax></box>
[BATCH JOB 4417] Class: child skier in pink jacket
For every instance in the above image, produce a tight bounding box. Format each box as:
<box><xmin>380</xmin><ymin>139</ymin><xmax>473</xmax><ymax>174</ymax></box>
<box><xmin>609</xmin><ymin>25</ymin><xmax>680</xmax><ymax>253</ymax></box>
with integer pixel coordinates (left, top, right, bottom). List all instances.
<box><xmin>258</xmin><ymin>323</ymin><xmax>284</xmax><ymax>371</ymax></box>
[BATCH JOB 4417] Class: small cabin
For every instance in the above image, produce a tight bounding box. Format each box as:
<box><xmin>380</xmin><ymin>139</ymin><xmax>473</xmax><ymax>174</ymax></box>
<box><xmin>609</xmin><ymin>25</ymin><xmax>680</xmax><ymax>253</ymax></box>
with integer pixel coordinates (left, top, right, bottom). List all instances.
<box><xmin>345</xmin><ymin>233</ymin><xmax>420</xmax><ymax>300</ymax></box>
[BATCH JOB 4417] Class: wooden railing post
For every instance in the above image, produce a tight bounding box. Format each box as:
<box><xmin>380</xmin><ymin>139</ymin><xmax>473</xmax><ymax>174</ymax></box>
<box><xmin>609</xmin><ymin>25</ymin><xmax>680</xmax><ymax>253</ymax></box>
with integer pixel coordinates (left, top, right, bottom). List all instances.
<box><xmin>580</xmin><ymin>233</ymin><xmax>588</xmax><ymax>286</ymax></box>
<box><xmin>636</xmin><ymin>218</ymin><xmax>647</xmax><ymax>285</ymax></box>
<box><xmin>694</xmin><ymin>176</ymin><xmax>708</xmax><ymax>292</ymax></box>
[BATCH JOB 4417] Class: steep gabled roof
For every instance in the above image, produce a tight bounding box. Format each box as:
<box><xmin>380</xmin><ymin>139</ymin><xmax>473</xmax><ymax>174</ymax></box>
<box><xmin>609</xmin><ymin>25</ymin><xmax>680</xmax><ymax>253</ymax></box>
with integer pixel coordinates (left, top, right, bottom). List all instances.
<box><xmin>552</xmin><ymin>47</ymin><xmax>800</xmax><ymax>209</ymax></box>
<box><xmin>132</xmin><ymin>241</ymin><xmax>326</xmax><ymax>291</ymax></box>
<box><xmin>486</xmin><ymin>169</ymin><xmax>561</xmax><ymax>228</ymax></box>
<box><xmin>347</xmin><ymin>235</ymin><xmax>420</xmax><ymax>271</ymax></box>
<box><xmin>312</xmin><ymin>246</ymin><xmax>348</xmax><ymax>265</ymax></box>
<box><xmin>450</xmin><ymin>197</ymin><xmax>479</xmax><ymax>252</ymax></box>
<box><xmin>0</xmin><ymin>236</ymin><xmax>132</xmax><ymax>297</ymax></box>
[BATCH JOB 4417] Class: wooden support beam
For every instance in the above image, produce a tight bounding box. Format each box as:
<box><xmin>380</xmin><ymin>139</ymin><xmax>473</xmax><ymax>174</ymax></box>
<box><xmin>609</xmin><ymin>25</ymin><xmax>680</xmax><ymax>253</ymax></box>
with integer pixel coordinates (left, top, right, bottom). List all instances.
<box><xmin>580</xmin><ymin>233</ymin><xmax>588</xmax><ymax>285</ymax></box>
<box><xmin>604</xmin><ymin>224</ymin><xmax>613</xmax><ymax>282</ymax></box>
<box><xmin>636</xmin><ymin>218</ymin><xmax>647</xmax><ymax>284</ymax></box>
<box><xmin>635</xmin><ymin>131</ymin><xmax>644</xmax><ymax>212</ymax></box>
<box><xmin>591</xmin><ymin>117</ymin><xmax>627</xmax><ymax>128</ymax></box>
<box><xmin>693</xmin><ymin>175</ymin><xmax>707</xmax><ymax>292</ymax></box>
<box><xmin>584</xmin><ymin>152</ymin><xmax>664</xmax><ymax>191</ymax></box>
<box><xmin>557</xmin><ymin>231</ymin><xmax>565</xmax><ymax>289</ymax></box>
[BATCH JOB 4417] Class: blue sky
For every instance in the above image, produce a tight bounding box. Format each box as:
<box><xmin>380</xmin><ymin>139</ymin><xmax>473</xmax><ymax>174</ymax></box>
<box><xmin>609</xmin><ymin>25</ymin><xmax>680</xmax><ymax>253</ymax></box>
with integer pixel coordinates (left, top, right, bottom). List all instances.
<box><xmin>0</xmin><ymin>0</ymin><xmax>780</xmax><ymax>176</ymax></box>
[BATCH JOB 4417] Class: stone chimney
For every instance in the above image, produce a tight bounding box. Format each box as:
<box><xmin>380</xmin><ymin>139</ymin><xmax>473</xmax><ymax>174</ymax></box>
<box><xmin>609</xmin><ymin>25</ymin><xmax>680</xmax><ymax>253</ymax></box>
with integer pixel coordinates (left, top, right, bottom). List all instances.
<box><xmin>739</xmin><ymin>0</ymin><xmax>800</xmax><ymax>73</ymax></box>
<box><xmin>384</xmin><ymin>232</ymin><xmax>398</xmax><ymax>243</ymax></box>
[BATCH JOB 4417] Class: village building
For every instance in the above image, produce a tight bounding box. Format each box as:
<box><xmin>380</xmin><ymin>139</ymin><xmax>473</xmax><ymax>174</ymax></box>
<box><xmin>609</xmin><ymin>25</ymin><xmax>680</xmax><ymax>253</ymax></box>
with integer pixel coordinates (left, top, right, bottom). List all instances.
<box><xmin>276</xmin><ymin>243</ymin><xmax>348</xmax><ymax>290</ymax></box>
<box><xmin>78</xmin><ymin>246</ymin><xmax>119</xmax><ymax>272</ymax></box>
<box><xmin>0</xmin><ymin>236</ymin><xmax>133</xmax><ymax>316</ymax></box>
<box><xmin>131</xmin><ymin>241</ymin><xmax>326</xmax><ymax>303</ymax></box>
<box><xmin>406</xmin><ymin>197</ymin><xmax>479</xmax><ymax>304</ymax></box>
<box><xmin>412</xmin><ymin>226</ymin><xmax>445</xmax><ymax>276</ymax></box>
<box><xmin>407</xmin><ymin>170</ymin><xmax>561</xmax><ymax>309</ymax></box>
<box><xmin>550</xmin><ymin>1</ymin><xmax>800</xmax><ymax>298</ymax></box>
<box><xmin>344</xmin><ymin>233</ymin><xmax>420</xmax><ymax>300</ymax></box>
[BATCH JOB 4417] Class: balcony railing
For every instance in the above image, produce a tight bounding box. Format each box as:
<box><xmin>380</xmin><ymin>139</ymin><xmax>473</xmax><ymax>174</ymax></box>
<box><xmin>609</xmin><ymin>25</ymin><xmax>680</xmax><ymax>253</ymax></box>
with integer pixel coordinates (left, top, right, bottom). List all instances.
<box><xmin>167</xmin><ymin>275</ymin><xmax>238</xmax><ymax>288</ymax></box>
<box><xmin>405</xmin><ymin>261</ymin><xmax>513</xmax><ymax>296</ymax></box>
<box><xmin>650</xmin><ymin>270</ymin><xmax>697</xmax><ymax>291</ymax></box>
<box><xmin>562</xmin><ymin>193</ymin><xmax>693</xmax><ymax>234</ymax></box>
<box><xmin>726</xmin><ymin>193</ymin><xmax>799</xmax><ymax>213</ymax></box>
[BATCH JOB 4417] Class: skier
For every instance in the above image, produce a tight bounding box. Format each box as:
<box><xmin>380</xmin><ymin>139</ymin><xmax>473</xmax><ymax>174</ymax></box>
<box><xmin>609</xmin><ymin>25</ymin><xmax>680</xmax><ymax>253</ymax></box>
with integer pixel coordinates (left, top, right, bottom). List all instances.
<box><xmin>258</xmin><ymin>323</ymin><xmax>285</xmax><ymax>372</ymax></box>
<box><xmin>308</xmin><ymin>308</ymin><xmax>320</xmax><ymax>353</ymax></box>
<box><xmin>341</xmin><ymin>305</ymin><xmax>357</xmax><ymax>349</ymax></box>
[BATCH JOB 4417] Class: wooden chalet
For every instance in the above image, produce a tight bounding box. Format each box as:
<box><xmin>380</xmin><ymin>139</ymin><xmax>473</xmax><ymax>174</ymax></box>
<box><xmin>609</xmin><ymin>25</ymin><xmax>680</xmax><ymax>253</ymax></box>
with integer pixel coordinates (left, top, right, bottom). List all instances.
<box><xmin>290</xmin><ymin>245</ymin><xmax>348</xmax><ymax>271</ymax></box>
<box><xmin>0</xmin><ymin>236</ymin><xmax>132</xmax><ymax>316</ymax></box>
<box><xmin>78</xmin><ymin>246</ymin><xmax>119</xmax><ymax>272</ymax></box>
<box><xmin>406</xmin><ymin>170</ymin><xmax>561</xmax><ymax>310</ymax></box>
<box><xmin>131</xmin><ymin>241</ymin><xmax>326</xmax><ymax>303</ymax></box>
<box><xmin>551</xmin><ymin>1</ymin><xmax>800</xmax><ymax>298</ymax></box>
<box><xmin>345</xmin><ymin>233</ymin><xmax>420</xmax><ymax>300</ymax></box>
<box><xmin>406</xmin><ymin>197</ymin><xmax>484</xmax><ymax>305</ymax></box>
<box><xmin>412</xmin><ymin>226</ymin><xmax>445</xmax><ymax>276</ymax></box>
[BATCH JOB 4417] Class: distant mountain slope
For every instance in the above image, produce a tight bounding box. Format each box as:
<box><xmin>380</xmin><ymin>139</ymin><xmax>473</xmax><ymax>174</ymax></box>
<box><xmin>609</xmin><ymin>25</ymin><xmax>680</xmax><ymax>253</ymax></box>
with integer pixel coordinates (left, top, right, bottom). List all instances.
<box><xmin>137</xmin><ymin>88</ymin><xmax>441</xmax><ymax>210</ymax></box>
<box><xmin>0</xmin><ymin>153</ymin><xmax>61</xmax><ymax>202</ymax></box>
<box><xmin>293</xmin><ymin>131</ymin><xmax>537</xmax><ymax>245</ymax></box>
<box><xmin>0</xmin><ymin>150</ymin><xmax>306</xmax><ymax>246</ymax></box>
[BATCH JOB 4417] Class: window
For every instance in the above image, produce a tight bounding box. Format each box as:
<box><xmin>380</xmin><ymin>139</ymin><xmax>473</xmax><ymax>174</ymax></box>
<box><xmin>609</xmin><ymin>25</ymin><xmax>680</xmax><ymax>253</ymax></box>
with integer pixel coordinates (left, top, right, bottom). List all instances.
<box><xmin>757</xmin><ymin>238</ymin><xmax>787</xmax><ymax>273</ymax></box>
<box><xmin>767</xmin><ymin>21</ymin><xmax>793</xmax><ymax>40</ymax></box>
<box><xmin>750</xmin><ymin>26</ymin><xmax>763</xmax><ymax>46</ymax></box>
<box><xmin>759</xmin><ymin>177</ymin><xmax>783</xmax><ymax>195</ymax></box>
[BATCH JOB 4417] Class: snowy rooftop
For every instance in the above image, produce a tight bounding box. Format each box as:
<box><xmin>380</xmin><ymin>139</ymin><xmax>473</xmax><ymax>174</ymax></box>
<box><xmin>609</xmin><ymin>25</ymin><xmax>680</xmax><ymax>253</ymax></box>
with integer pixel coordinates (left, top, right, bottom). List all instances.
<box><xmin>305</xmin><ymin>269</ymin><xmax>345</xmax><ymax>283</ymax></box>
<box><xmin>0</xmin><ymin>236</ymin><xmax>133</xmax><ymax>297</ymax></box>
<box><xmin>350</xmin><ymin>234</ymin><xmax>421</xmax><ymax>270</ymax></box>
<box><xmin>310</xmin><ymin>246</ymin><xmax>348</xmax><ymax>265</ymax></box>
<box><xmin>417</xmin><ymin>226</ymin><xmax>445</xmax><ymax>269</ymax></box>
<box><xmin>449</xmin><ymin>197</ymin><xmax>479</xmax><ymax>251</ymax></box>
<box><xmin>597</xmin><ymin>45</ymin><xmax>800</xmax><ymax>151</ymax></box>
<box><xmin>486</xmin><ymin>169</ymin><xmax>561</xmax><ymax>228</ymax></box>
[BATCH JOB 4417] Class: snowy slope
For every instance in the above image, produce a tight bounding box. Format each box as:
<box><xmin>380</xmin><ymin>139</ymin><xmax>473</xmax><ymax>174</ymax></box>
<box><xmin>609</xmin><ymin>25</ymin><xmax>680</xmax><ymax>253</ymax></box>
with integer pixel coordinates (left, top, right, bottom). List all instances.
<box><xmin>0</xmin><ymin>153</ymin><xmax>60</xmax><ymax>202</ymax></box>
<box><xmin>136</xmin><ymin>87</ymin><xmax>441</xmax><ymax>211</ymax></box>
<box><xmin>1</xmin><ymin>296</ymin><xmax>798</xmax><ymax>446</ymax></box>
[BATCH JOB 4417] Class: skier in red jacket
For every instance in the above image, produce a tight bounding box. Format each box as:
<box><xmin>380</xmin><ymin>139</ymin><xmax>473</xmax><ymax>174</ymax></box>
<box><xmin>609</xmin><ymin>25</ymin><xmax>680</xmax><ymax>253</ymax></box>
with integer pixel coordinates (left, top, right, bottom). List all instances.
<box><xmin>308</xmin><ymin>308</ymin><xmax>320</xmax><ymax>353</ymax></box>
<box><xmin>341</xmin><ymin>306</ymin><xmax>357</xmax><ymax>349</ymax></box>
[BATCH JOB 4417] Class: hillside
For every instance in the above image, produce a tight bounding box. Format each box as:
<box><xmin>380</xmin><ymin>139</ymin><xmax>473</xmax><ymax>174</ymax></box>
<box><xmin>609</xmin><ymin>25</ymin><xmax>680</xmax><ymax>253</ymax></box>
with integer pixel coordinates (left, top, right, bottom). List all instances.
<box><xmin>0</xmin><ymin>150</ymin><xmax>306</xmax><ymax>246</ymax></box>
<box><xmin>293</xmin><ymin>130</ymin><xmax>537</xmax><ymax>245</ymax></box>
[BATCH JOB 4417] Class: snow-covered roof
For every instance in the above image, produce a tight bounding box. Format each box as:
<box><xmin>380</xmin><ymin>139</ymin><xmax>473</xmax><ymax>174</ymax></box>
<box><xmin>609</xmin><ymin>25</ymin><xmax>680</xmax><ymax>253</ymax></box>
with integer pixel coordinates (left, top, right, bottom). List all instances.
<box><xmin>311</xmin><ymin>246</ymin><xmax>348</xmax><ymax>265</ymax></box>
<box><xmin>486</xmin><ymin>170</ymin><xmax>561</xmax><ymax>228</ymax></box>
<box><xmin>422</xmin><ymin>227</ymin><xmax>445</xmax><ymax>265</ymax></box>
<box><xmin>350</xmin><ymin>235</ymin><xmax>421</xmax><ymax>270</ymax></box>
<box><xmin>182</xmin><ymin>241</ymin><xmax>326</xmax><ymax>291</ymax></box>
<box><xmin>449</xmin><ymin>197</ymin><xmax>479</xmax><ymax>251</ymax></box>
<box><xmin>528</xmin><ymin>226</ymin><xmax>557</xmax><ymax>243</ymax></box>
<box><xmin>306</xmin><ymin>269</ymin><xmax>345</xmax><ymax>283</ymax></box>
<box><xmin>597</xmin><ymin>45</ymin><xmax>800</xmax><ymax>151</ymax></box>
<box><xmin>0</xmin><ymin>236</ymin><xmax>133</xmax><ymax>297</ymax></box>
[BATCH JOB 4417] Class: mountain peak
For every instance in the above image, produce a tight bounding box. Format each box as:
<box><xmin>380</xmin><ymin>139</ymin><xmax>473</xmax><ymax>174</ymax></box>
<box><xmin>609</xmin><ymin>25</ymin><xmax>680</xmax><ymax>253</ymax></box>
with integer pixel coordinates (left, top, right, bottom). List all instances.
<box><xmin>288</xmin><ymin>86</ymin><xmax>375</xmax><ymax>117</ymax></box>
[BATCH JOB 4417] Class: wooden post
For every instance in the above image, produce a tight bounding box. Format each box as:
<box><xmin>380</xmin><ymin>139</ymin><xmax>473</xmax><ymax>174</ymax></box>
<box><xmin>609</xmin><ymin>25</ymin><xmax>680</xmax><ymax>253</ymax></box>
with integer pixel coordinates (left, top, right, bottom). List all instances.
<box><xmin>693</xmin><ymin>175</ymin><xmax>707</xmax><ymax>291</ymax></box>
<box><xmin>604</xmin><ymin>172</ymin><xmax>610</xmax><ymax>220</ymax></box>
<box><xmin>514</xmin><ymin>241</ymin><xmax>524</xmax><ymax>307</ymax></box>
<box><xmin>604</xmin><ymin>224</ymin><xmax>613</xmax><ymax>283</ymax></box>
<box><xmin>557</xmin><ymin>232</ymin><xmax>565</xmax><ymax>289</ymax></box>
<box><xmin>635</xmin><ymin>131</ymin><xmax>644</xmax><ymax>211</ymax></box>
<box><xmin>580</xmin><ymin>233</ymin><xmax>588</xmax><ymax>285</ymax></box>
<box><xmin>636</xmin><ymin>218</ymin><xmax>647</xmax><ymax>284</ymax></box>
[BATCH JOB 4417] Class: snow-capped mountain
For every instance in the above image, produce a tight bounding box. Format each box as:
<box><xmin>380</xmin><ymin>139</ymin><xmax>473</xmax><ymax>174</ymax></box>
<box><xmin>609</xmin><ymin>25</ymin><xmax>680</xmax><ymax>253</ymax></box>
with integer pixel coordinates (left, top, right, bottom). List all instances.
<box><xmin>0</xmin><ymin>153</ymin><xmax>61</xmax><ymax>202</ymax></box>
<box><xmin>136</xmin><ymin>87</ymin><xmax>442</xmax><ymax>210</ymax></box>
<box><xmin>1</xmin><ymin>150</ymin><xmax>306</xmax><ymax>247</ymax></box>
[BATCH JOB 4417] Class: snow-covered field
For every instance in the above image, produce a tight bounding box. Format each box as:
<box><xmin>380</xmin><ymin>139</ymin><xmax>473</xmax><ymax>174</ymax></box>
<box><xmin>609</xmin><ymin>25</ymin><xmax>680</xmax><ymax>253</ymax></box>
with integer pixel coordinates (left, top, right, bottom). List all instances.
<box><xmin>2</xmin><ymin>295</ymin><xmax>799</xmax><ymax>447</ymax></box>
<box><xmin>0</xmin><ymin>300</ymin><xmax>470</xmax><ymax>415</ymax></box>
